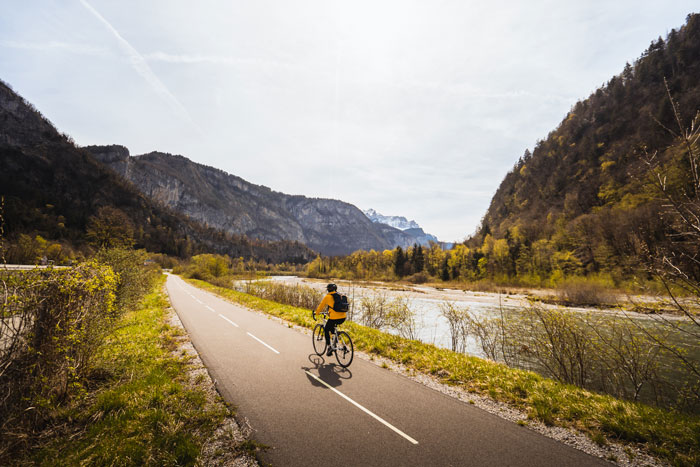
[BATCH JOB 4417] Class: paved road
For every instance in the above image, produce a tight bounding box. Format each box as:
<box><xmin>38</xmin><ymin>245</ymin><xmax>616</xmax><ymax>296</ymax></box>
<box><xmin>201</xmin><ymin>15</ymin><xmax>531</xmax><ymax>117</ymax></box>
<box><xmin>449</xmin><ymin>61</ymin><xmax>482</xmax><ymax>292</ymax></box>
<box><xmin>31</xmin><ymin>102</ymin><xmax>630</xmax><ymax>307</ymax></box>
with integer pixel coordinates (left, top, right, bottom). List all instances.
<box><xmin>166</xmin><ymin>275</ymin><xmax>609</xmax><ymax>467</ymax></box>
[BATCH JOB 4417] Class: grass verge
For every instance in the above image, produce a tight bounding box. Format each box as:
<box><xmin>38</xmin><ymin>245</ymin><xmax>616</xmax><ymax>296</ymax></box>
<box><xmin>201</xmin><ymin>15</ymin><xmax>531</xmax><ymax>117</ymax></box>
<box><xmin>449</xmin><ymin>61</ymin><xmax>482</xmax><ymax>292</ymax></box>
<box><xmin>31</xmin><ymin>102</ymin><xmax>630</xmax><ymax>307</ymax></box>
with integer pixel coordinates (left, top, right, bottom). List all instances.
<box><xmin>26</xmin><ymin>276</ymin><xmax>237</xmax><ymax>466</ymax></box>
<box><xmin>187</xmin><ymin>278</ymin><xmax>700</xmax><ymax>467</ymax></box>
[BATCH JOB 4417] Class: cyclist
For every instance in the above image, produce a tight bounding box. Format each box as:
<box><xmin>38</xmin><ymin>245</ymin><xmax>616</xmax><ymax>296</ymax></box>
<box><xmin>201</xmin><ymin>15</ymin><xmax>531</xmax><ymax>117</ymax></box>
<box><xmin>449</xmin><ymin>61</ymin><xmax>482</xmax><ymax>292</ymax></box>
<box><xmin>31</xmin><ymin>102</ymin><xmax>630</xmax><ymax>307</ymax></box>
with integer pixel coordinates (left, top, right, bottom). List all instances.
<box><xmin>313</xmin><ymin>283</ymin><xmax>347</xmax><ymax>356</ymax></box>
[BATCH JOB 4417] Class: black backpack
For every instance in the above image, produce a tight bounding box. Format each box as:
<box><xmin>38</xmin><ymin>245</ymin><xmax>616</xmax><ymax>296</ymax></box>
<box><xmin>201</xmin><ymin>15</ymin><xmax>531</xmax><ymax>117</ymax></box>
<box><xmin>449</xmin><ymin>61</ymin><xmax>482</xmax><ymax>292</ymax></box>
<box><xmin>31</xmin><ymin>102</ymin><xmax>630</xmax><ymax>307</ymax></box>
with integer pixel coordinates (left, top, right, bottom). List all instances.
<box><xmin>332</xmin><ymin>293</ymin><xmax>350</xmax><ymax>313</ymax></box>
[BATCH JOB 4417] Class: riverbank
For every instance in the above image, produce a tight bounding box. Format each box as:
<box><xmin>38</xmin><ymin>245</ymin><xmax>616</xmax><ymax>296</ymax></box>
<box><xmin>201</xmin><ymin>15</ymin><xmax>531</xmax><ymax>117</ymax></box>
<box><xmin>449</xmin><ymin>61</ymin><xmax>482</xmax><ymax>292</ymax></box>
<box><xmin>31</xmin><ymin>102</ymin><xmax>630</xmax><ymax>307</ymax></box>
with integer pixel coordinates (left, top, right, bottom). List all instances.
<box><xmin>189</xmin><ymin>277</ymin><xmax>700</xmax><ymax>467</ymax></box>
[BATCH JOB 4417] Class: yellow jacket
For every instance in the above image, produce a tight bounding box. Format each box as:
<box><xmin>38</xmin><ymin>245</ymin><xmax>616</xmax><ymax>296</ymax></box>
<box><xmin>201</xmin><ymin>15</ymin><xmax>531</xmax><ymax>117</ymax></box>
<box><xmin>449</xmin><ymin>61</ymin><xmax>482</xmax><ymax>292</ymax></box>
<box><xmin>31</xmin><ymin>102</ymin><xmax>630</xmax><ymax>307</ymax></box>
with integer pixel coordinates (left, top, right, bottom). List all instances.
<box><xmin>315</xmin><ymin>292</ymin><xmax>347</xmax><ymax>320</ymax></box>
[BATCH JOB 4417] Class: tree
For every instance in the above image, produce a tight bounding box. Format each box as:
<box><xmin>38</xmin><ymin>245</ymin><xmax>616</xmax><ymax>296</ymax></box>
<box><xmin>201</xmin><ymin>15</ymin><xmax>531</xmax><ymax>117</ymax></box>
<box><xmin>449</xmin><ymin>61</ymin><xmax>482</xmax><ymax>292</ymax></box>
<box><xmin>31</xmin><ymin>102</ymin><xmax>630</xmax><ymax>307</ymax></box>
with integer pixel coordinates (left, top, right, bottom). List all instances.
<box><xmin>394</xmin><ymin>246</ymin><xmax>406</xmax><ymax>278</ymax></box>
<box><xmin>411</xmin><ymin>244</ymin><xmax>424</xmax><ymax>273</ymax></box>
<box><xmin>86</xmin><ymin>206</ymin><xmax>135</xmax><ymax>249</ymax></box>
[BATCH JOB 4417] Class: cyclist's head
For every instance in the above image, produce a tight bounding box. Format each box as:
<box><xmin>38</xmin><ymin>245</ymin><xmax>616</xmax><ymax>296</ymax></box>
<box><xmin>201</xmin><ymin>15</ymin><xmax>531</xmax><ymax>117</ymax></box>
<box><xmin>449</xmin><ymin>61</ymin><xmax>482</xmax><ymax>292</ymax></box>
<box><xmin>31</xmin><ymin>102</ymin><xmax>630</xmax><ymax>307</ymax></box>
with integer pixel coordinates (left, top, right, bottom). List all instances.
<box><xmin>326</xmin><ymin>283</ymin><xmax>337</xmax><ymax>292</ymax></box>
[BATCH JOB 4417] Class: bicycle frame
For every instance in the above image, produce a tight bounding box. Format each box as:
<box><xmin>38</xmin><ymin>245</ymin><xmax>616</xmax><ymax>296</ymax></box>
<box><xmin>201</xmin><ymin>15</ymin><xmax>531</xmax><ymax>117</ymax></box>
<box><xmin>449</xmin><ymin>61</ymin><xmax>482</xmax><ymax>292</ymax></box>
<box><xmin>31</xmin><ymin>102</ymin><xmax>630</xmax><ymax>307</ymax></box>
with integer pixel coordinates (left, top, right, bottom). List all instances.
<box><xmin>317</xmin><ymin>312</ymin><xmax>341</xmax><ymax>347</ymax></box>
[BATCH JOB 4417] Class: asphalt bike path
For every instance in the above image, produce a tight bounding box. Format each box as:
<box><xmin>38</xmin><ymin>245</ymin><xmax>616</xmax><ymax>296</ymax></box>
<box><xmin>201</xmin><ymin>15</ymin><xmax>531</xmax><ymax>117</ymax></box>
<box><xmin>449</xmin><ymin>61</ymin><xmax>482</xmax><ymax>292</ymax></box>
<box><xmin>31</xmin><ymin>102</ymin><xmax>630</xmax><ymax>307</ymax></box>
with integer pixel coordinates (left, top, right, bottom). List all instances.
<box><xmin>165</xmin><ymin>274</ymin><xmax>609</xmax><ymax>467</ymax></box>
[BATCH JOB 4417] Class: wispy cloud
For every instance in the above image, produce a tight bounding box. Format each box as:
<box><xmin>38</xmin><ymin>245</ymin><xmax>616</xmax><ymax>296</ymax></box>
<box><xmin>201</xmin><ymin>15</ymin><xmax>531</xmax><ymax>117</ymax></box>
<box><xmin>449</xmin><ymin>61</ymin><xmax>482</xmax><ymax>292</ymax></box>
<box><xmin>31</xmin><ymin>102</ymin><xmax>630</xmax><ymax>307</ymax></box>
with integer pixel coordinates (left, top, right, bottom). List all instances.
<box><xmin>78</xmin><ymin>0</ymin><xmax>203</xmax><ymax>136</ymax></box>
<box><xmin>0</xmin><ymin>40</ymin><xmax>106</xmax><ymax>55</ymax></box>
<box><xmin>143</xmin><ymin>51</ymin><xmax>301</xmax><ymax>72</ymax></box>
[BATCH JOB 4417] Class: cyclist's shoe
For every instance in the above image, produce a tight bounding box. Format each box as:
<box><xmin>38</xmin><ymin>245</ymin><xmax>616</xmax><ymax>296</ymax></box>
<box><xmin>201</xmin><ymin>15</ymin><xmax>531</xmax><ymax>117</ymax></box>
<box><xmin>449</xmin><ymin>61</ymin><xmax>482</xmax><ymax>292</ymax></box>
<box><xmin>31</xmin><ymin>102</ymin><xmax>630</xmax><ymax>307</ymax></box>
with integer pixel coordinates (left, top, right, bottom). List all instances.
<box><xmin>326</xmin><ymin>347</ymin><xmax>333</xmax><ymax>356</ymax></box>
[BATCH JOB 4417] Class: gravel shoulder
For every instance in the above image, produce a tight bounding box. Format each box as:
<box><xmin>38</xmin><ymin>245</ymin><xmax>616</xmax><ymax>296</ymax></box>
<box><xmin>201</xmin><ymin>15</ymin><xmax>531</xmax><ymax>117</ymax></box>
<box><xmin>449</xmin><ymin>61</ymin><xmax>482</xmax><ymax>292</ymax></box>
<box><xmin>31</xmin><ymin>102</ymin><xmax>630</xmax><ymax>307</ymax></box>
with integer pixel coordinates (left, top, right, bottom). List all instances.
<box><xmin>166</xmin><ymin>295</ymin><xmax>260</xmax><ymax>467</ymax></box>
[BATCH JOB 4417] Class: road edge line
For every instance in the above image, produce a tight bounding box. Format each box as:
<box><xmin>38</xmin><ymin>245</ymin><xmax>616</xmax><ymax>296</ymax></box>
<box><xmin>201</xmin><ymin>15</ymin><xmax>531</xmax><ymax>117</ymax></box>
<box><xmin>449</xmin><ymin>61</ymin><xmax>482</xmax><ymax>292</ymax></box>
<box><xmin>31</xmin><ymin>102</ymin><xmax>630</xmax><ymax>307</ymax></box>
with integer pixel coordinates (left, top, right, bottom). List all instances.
<box><xmin>304</xmin><ymin>370</ymin><xmax>419</xmax><ymax>445</ymax></box>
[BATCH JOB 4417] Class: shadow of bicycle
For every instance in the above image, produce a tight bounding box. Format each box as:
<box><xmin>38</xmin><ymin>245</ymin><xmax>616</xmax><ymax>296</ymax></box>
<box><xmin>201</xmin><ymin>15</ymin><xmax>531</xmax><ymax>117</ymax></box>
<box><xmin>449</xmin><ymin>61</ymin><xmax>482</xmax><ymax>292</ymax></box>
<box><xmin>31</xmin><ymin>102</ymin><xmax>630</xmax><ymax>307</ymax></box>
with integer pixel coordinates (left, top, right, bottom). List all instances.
<box><xmin>303</xmin><ymin>353</ymin><xmax>352</xmax><ymax>388</ymax></box>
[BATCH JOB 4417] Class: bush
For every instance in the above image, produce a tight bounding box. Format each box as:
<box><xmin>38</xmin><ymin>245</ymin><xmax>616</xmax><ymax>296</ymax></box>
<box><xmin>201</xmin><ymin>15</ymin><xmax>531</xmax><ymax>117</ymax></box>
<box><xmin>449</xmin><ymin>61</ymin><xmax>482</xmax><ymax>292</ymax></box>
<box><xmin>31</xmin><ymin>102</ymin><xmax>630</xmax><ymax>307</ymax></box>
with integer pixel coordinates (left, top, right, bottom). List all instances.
<box><xmin>0</xmin><ymin>263</ymin><xmax>117</xmax><ymax>457</ymax></box>
<box><xmin>406</xmin><ymin>272</ymin><xmax>430</xmax><ymax>284</ymax></box>
<box><xmin>96</xmin><ymin>248</ymin><xmax>159</xmax><ymax>312</ymax></box>
<box><xmin>556</xmin><ymin>277</ymin><xmax>616</xmax><ymax>306</ymax></box>
<box><xmin>241</xmin><ymin>280</ymin><xmax>324</xmax><ymax>311</ymax></box>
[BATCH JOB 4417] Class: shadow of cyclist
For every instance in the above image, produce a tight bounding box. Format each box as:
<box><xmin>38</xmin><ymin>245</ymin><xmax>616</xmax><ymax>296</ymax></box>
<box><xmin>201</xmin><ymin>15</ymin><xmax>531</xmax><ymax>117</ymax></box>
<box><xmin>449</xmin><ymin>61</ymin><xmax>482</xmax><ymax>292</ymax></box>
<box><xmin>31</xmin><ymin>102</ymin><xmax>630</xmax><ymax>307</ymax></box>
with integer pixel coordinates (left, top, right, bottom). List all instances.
<box><xmin>303</xmin><ymin>353</ymin><xmax>352</xmax><ymax>388</ymax></box>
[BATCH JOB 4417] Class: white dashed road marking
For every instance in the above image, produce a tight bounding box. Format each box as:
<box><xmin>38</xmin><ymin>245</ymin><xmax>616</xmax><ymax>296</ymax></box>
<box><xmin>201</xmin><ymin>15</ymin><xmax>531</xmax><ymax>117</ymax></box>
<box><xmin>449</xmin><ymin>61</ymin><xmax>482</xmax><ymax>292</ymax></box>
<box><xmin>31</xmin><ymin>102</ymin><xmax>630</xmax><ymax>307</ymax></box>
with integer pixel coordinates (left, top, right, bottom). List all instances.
<box><xmin>219</xmin><ymin>314</ymin><xmax>239</xmax><ymax>327</ymax></box>
<box><xmin>246</xmin><ymin>332</ymin><xmax>280</xmax><ymax>354</ymax></box>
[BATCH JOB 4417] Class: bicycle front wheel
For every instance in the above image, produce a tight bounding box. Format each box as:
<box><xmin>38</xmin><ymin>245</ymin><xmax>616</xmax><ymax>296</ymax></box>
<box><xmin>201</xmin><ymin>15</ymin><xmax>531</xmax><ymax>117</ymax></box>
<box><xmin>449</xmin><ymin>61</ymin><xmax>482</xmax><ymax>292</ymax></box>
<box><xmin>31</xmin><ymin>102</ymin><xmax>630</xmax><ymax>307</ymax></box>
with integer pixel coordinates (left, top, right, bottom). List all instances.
<box><xmin>312</xmin><ymin>324</ymin><xmax>326</xmax><ymax>356</ymax></box>
<box><xmin>334</xmin><ymin>331</ymin><xmax>354</xmax><ymax>367</ymax></box>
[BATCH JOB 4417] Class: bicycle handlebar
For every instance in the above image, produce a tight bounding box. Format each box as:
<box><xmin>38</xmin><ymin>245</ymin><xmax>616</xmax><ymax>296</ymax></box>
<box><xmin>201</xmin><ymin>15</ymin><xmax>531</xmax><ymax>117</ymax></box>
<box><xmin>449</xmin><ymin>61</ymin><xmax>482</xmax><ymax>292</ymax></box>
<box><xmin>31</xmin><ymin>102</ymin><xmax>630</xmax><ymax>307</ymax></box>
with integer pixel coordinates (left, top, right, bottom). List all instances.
<box><xmin>313</xmin><ymin>310</ymin><xmax>329</xmax><ymax>321</ymax></box>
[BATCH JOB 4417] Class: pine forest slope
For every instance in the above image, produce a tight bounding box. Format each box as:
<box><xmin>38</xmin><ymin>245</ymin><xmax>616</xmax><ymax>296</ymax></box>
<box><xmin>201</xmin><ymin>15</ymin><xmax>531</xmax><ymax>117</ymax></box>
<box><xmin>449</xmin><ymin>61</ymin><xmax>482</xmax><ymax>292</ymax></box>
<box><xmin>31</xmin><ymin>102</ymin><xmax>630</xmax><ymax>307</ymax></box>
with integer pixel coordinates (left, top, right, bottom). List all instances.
<box><xmin>474</xmin><ymin>13</ymin><xmax>700</xmax><ymax>279</ymax></box>
<box><xmin>0</xmin><ymin>80</ymin><xmax>315</xmax><ymax>264</ymax></box>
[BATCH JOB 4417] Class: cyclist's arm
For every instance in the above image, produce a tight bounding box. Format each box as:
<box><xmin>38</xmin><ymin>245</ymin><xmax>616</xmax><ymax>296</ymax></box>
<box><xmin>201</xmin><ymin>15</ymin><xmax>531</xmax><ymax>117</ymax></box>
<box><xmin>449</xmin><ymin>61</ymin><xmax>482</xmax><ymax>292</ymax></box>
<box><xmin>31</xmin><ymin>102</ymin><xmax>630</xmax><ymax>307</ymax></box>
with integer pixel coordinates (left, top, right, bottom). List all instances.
<box><xmin>315</xmin><ymin>293</ymin><xmax>334</xmax><ymax>315</ymax></box>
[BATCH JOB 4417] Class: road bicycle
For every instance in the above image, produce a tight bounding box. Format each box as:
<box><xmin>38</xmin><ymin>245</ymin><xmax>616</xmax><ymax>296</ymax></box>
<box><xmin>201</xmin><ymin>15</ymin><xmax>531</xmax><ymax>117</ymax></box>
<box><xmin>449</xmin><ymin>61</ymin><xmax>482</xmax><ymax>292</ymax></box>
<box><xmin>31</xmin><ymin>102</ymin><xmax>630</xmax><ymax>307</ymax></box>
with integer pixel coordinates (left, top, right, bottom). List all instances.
<box><xmin>312</xmin><ymin>311</ymin><xmax>354</xmax><ymax>368</ymax></box>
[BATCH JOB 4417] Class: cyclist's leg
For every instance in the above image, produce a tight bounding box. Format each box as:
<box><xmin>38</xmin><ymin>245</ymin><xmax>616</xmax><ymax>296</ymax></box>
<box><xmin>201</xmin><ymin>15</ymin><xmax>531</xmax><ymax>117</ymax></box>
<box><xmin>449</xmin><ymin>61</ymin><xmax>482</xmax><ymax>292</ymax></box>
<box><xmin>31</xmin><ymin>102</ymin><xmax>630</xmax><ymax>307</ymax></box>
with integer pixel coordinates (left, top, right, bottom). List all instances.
<box><xmin>324</xmin><ymin>318</ymin><xmax>344</xmax><ymax>346</ymax></box>
<box><xmin>324</xmin><ymin>320</ymin><xmax>336</xmax><ymax>346</ymax></box>
<box><xmin>334</xmin><ymin>318</ymin><xmax>346</xmax><ymax>348</ymax></box>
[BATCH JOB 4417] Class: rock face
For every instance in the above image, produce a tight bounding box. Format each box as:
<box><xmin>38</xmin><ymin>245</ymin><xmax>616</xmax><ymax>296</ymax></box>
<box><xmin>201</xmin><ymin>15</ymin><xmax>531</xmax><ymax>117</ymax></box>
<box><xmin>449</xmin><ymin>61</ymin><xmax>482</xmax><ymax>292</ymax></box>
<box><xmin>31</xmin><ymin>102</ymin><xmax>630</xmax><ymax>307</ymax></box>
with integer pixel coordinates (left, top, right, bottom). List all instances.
<box><xmin>87</xmin><ymin>146</ymin><xmax>416</xmax><ymax>255</ymax></box>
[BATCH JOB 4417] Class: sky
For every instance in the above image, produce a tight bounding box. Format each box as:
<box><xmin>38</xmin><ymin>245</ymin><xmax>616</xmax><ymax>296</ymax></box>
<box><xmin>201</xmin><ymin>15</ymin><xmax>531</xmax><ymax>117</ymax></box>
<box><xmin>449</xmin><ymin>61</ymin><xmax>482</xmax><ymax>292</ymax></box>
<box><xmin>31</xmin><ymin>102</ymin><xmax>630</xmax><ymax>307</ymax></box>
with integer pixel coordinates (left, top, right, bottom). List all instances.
<box><xmin>1</xmin><ymin>1</ymin><xmax>697</xmax><ymax>242</ymax></box>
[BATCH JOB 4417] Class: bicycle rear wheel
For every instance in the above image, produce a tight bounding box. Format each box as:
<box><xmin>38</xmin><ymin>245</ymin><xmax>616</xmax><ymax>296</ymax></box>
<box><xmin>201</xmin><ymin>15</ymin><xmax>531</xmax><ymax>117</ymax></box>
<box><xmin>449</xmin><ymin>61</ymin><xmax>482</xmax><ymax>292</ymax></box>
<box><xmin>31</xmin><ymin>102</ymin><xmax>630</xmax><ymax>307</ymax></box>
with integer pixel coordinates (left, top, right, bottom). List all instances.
<box><xmin>312</xmin><ymin>324</ymin><xmax>326</xmax><ymax>356</ymax></box>
<box><xmin>334</xmin><ymin>331</ymin><xmax>354</xmax><ymax>367</ymax></box>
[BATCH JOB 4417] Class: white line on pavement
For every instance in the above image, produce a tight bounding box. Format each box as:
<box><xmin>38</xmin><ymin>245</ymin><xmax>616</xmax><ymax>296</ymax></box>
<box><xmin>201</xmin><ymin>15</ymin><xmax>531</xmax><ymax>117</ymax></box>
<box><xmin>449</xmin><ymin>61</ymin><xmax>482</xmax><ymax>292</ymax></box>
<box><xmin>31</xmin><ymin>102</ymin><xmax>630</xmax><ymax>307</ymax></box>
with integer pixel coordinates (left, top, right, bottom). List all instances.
<box><xmin>246</xmin><ymin>332</ymin><xmax>280</xmax><ymax>354</ymax></box>
<box><xmin>304</xmin><ymin>370</ymin><xmax>419</xmax><ymax>445</ymax></box>
<box><xmin>219</xmin><ymin>314</ymin><xmax>239</xmax><ymax>327</ymax></box>
<box><xmin>206</xmin><ymin>305</ymin><xmax>215</xmax><ymax>312</ymax></box>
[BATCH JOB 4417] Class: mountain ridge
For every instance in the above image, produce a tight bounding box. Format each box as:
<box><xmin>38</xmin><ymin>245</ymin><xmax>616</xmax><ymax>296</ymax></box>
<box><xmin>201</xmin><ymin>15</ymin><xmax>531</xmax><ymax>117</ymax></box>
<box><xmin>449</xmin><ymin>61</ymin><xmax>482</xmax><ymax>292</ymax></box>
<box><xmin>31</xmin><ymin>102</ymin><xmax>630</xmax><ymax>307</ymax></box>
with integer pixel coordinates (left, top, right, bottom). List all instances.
<box><xmin>87</xmin><ymin>146</ymin><xmax>420</xmax><ymax>255</ymax></box>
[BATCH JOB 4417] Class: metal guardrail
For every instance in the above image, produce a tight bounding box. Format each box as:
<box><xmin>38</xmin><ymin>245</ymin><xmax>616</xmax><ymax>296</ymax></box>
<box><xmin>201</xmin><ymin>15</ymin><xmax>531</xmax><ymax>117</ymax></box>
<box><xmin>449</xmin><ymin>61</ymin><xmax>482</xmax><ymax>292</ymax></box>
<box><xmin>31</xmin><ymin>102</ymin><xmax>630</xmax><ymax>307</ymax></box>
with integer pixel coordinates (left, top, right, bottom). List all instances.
<box><xmin>1</xmin><ymin>264</ymin><xmax>70</xmax><ymax>271</ymax></box>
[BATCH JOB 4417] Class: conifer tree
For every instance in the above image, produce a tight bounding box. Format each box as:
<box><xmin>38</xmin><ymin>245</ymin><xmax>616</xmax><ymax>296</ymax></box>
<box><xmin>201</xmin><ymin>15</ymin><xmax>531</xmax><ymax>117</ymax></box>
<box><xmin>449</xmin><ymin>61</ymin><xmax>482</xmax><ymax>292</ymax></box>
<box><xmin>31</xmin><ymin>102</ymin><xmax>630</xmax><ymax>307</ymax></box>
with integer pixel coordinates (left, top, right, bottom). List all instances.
<box><xmin>394</xmin><ymin>246</ymin><xmax>406</xmax><ymax>277</ymax></box>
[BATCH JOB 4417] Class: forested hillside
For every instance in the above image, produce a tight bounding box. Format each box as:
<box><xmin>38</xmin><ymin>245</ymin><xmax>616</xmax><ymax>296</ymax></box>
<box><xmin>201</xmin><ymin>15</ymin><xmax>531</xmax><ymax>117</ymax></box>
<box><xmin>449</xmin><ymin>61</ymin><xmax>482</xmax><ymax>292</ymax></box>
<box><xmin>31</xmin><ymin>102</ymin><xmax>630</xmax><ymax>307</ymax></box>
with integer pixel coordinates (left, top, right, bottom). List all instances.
<box><xmin>0</xmin><ymin>80</ymin><xmax>314</xmax><ymax>264</ymax></box>
<box><xmin>465</xmin><ymin>13</ymin><xmax>700</xmax><ymax>282</ymax></box>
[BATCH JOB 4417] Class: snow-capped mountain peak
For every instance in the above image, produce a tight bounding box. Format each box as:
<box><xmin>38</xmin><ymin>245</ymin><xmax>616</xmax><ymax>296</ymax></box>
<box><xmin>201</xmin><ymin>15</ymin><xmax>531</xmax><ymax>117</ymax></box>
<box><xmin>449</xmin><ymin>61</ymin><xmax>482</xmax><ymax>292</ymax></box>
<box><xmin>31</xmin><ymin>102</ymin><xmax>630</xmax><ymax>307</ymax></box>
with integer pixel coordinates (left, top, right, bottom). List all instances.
<box><xmin>363</xmin><ymin>209</ymin><xmax>445</xmax><ymax>247</ymax></box>
<box><xmin>363</xmin><ymin>209</ymin><xmax>420</xmax><ymax>230</ymax></box>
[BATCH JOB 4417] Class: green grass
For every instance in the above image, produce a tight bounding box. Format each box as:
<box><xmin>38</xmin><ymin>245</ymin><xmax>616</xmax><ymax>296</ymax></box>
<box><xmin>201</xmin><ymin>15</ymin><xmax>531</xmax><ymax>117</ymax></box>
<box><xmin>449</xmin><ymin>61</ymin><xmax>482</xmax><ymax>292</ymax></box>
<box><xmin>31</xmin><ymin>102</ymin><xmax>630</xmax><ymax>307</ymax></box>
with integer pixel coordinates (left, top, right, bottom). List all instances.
<box><xmin>187</xmin><ymin>278</ymin><xmax>700</xmax><ymax>467</ymax></box>
<box><xmin>29</xmin><ymin>276</ymin><xmax>231</xmax><ymax>466</ymax></box>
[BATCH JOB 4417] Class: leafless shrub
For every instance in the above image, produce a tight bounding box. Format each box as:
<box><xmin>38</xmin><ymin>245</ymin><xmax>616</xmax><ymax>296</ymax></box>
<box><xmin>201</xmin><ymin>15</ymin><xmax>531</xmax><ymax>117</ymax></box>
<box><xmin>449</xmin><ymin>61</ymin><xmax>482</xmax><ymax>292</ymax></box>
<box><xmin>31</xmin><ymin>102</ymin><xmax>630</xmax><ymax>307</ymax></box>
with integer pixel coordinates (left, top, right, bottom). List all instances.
<box><xmin>385</xmin><ymin>296</ymin><xmax>421</xmax><ymax>340</ymax></box>
<box><xmin>635</xmin><ymin>80</ymin><xmax>700</xmax><ymax>406</ymax></box>
<box><xmin>556</xmin><ymin>279</ymin><xmax>616</xmax><ymax>306</ymax></box>
<box><xmin>242</xmin><ymin>280</ymin><xmax>324</xmax><ymax>311</ymax></box>
<box><xmin>585</xmin><ymin>316</ymin><xmax>664</xmax><ymax>402</ymax></box>
<box><xmin>438</xmin><ymin>301</ymin><xmax>471</xmax><ymax>353</ymax></box>
<box><xmin>461</xmin><ymin>305</ymin><xmax>521</xmax><ymax>365</ymax></box>
<box><xmin>515</xmin><ymin>305</ymin><xmax>596</xmax><ymax>387</ymax></box>
<box><xmin>358</xmin><ymin>292</ymin><xmax>391</xmax><ymax>329</ymax></box>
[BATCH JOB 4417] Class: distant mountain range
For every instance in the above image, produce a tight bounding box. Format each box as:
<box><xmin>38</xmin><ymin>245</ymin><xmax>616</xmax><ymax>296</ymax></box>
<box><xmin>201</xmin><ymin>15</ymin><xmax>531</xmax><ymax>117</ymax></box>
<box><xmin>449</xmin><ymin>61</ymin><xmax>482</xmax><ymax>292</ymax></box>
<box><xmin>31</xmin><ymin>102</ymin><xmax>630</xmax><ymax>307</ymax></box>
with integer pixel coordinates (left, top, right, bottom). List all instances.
<box><xmin>363</xmin><ymin>209</ymin><xmax>442</xmax><ymax>247</ymax></box>
<box><xmin>0</xmin><ymin>71</ymin><xmax>449</xmax><ymax>260</ymax></box>
<box><xmin>0</xmin><ymin>79</ymin><xmax>314</xmax><ymax>263</ymax></box>
<box><xmin>87</xmin><ymin>146</ymin><xmax>429</xmax><ymax>255</ymax></box>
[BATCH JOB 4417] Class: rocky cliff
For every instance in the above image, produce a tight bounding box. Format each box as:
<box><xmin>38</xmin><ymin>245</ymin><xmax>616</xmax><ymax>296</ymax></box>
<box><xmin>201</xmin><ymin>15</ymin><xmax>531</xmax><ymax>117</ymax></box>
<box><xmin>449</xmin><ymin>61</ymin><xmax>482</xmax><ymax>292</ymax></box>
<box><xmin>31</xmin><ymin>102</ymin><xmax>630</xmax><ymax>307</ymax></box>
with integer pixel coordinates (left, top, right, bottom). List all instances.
<box><xmin>87</xmin><ymin>147</ymin><xmax>416</xmax><ymax>255</ymax></box>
